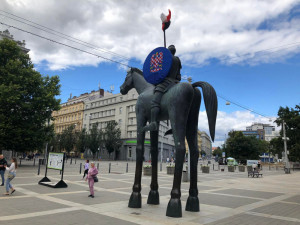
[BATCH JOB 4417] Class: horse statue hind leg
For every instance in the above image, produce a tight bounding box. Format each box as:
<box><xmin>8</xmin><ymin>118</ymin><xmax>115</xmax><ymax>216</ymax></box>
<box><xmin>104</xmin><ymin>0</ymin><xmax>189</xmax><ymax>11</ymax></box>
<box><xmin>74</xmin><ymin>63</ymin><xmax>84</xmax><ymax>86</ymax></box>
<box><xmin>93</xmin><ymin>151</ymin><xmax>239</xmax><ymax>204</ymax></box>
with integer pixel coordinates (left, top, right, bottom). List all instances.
<box><xmin>185</xmin><ymin>87</ymin><xmax>201</xmax><ymax>212</ymax></box>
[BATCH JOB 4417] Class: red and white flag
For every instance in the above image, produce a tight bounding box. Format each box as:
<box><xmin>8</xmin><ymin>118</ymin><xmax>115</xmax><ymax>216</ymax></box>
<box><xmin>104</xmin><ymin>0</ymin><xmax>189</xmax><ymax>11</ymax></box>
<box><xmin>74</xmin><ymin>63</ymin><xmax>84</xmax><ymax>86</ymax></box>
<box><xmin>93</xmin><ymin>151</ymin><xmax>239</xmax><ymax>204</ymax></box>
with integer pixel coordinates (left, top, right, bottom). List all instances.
<box><xmin>161</xmin><ymin>9</ymin><xmax>171</xmax><ymax>31</ymax></box>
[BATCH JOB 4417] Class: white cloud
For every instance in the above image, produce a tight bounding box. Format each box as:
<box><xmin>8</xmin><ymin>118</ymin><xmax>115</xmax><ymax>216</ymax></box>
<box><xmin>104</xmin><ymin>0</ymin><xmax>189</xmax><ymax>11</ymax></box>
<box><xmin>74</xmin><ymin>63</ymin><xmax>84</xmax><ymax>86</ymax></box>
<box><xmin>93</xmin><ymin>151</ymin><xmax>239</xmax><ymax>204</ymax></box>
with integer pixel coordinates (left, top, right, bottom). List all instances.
<box><xmin>198</xmin><ymin>110</ymin><xmax>279</xmax><ymax>147</ymax></box>
<box><xmin>1</xmin><ymin>0</ymin><xmax>300</xmax><ymax>70</ymax></box>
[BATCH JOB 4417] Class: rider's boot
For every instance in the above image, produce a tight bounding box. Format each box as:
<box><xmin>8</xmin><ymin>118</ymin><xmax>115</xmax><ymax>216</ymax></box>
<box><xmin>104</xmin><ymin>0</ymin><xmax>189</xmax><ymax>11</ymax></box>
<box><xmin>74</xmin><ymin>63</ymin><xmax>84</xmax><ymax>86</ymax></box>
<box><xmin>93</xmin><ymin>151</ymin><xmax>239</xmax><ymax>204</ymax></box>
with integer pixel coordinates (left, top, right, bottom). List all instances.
<box><xmin>143</xmin><ymin>107</ymin><xmax>159</xmax><ymax>132</ymax></box>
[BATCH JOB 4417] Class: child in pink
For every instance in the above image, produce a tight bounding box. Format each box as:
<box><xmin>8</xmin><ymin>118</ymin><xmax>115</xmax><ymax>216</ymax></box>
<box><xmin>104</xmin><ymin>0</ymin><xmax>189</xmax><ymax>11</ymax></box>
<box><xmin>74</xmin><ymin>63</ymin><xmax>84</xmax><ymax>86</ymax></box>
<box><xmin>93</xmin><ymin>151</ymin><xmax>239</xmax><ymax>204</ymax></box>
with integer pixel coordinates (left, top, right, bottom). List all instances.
<box><xmin>85</xmin><ymin>162</ymin><xmax>98</xmax><ymax>198</ymax></box>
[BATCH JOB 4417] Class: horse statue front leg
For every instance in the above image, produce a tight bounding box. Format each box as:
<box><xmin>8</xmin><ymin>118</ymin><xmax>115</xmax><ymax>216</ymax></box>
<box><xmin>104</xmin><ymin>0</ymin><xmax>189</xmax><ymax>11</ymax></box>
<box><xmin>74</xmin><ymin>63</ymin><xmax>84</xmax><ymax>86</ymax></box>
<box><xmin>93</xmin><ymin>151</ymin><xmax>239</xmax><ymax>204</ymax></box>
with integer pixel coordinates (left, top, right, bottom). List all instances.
<box><xmin>128</xmin><ymin>117</ymin><xmax>146</xmax><ymax>208</ymax></box>
<box><xmin>147</xmin><ymin>127</ymin><xmax>160</xmax><ymax>205</ymax></box>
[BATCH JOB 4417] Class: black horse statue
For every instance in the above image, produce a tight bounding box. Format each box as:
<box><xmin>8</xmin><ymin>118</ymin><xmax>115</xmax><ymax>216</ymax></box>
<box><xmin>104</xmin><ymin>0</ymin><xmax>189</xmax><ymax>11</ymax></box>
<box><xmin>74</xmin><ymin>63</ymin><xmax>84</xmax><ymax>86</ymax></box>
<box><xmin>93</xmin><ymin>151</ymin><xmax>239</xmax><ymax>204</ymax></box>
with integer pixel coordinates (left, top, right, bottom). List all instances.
<box><xmin>120</xmin><ymin>67</ymin><xmax>217</xmax><ymax>217</ymax></box>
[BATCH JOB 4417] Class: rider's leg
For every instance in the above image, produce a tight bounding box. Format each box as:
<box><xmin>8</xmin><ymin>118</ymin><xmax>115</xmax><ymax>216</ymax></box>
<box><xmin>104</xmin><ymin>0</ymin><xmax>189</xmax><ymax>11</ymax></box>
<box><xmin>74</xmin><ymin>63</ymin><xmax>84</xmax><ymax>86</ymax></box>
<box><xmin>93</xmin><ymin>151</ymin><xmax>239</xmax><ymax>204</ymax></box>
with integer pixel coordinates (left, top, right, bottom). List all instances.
<box><xmin>143</xmin><ymin>92</ymin><xmax>163</xmax><ymax>132</ymax></box>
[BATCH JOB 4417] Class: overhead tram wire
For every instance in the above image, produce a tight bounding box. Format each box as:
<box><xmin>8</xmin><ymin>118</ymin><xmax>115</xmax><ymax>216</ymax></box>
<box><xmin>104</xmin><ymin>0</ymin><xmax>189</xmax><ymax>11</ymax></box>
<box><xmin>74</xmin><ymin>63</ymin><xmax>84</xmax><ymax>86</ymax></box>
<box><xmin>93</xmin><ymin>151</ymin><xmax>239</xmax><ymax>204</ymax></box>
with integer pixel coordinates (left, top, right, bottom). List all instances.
<box><xmin>0</xmin><ymin>10</ymin><xmax>131</xmax><ymax>61</ymax></box>
<box><xmin>217</xmin><ymin>93</ymin><xmax>273</xmax><ymax>120</ymax></box>
<box><xmin>0</xmin><ymin>21</ymin><xmax>130</xmax><ymax>68</ymax></box>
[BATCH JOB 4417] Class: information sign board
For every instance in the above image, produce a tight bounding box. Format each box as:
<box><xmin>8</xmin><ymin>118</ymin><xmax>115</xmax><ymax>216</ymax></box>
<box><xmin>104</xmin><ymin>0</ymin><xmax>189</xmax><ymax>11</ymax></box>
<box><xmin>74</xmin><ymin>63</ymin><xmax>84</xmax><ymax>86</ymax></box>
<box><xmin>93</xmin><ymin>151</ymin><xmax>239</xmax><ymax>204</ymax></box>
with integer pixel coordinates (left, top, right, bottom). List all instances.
<box><xmin>47</xmin><ymin>152</ymin><xmax>64</xmax><ymax>170</ymax></box>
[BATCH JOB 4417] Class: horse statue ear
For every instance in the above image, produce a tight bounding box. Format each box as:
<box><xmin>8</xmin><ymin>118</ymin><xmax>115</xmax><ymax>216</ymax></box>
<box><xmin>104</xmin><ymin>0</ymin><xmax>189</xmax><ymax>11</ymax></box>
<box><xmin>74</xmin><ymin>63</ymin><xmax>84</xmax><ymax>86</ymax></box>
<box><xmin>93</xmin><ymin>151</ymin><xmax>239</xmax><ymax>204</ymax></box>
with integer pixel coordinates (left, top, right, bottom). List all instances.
<box><xmin>127</xmin><ymin>67</ymin><xmax>132</xmax><ymax>73</ymax></box>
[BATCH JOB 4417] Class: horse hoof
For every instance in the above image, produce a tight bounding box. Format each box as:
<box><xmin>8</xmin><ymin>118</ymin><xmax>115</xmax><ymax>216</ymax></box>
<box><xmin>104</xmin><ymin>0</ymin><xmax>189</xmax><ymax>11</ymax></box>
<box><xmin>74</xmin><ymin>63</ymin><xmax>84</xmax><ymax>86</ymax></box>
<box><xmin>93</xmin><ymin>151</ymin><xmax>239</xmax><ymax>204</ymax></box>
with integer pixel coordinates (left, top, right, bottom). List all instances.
<box><xmin>147</xmin><ymin>190</ymin><xmax>159</xmax><ymax>205</ymax></box>
<box><xmin>128</xmin><ymin>192</ymin><xmax>141</xmax><ymax>208</ymax></box>
<box><xmin>185</xmin><ymin>196</ymin><xmax>200</xmax><ymax>212</ymax></box>
<box><xmin>166</xmin><ymin>198</ymin><xmax>182</xmax><ymax>217</ymax></box>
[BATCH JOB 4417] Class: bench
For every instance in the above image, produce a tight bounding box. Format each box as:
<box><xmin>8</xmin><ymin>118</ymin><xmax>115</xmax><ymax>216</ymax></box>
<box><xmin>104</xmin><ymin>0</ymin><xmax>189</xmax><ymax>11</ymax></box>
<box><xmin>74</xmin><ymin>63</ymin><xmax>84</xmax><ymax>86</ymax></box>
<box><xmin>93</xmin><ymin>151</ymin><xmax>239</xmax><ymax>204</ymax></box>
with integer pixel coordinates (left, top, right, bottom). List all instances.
<box><xmin>248</xmin><ymin>171</ymin><xmax>263</xmax><ymax>178</ymax></box>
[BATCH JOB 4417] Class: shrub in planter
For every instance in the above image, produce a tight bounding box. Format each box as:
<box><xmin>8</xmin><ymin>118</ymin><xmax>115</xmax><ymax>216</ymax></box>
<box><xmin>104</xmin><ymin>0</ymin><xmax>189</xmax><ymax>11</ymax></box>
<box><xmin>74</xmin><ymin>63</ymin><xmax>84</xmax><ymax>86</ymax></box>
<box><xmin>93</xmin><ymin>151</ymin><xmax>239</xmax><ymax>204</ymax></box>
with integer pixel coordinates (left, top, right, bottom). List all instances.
<box><xmin>166</xmin><ymin>164</ymin><xmax>175</xmax><ymax>174</ymax></box>
<box><xmin>228</xmin><ymin>166</ymin><xmax>234</xmax><ymax>172</ymax></box>
<box><xmin>202</xmin><ymin>166</ymin><xmax>210</xmax><ymax>173</ymax></box>
<box><xmin>238</xmin><ymin>165</ymin><xmax>245</xmax><ymax>172</ymax></box>
<box><xmin>143</xmin><ymin>165</ymin><xmax>152</xmax><ymax>176</ymax></box>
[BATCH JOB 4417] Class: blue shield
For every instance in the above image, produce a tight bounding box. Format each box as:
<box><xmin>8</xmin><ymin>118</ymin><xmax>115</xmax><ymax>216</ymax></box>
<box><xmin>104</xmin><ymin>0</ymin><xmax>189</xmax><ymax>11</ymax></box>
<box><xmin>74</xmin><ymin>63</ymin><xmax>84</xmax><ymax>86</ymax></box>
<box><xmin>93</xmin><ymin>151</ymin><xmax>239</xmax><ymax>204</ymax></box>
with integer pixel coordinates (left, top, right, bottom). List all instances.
<box><xmin>143</xmin><ymin>47</ymin><xmax>173</xmax><ymax>85</ymax></box>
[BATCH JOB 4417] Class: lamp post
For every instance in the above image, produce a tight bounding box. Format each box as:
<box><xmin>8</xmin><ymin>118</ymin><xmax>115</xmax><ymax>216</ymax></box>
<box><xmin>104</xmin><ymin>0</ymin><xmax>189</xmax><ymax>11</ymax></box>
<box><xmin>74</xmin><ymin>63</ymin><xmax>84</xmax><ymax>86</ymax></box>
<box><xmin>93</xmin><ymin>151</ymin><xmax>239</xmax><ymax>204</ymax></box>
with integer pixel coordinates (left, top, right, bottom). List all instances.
<box><xmin>282</xmin><ymin>121</ymin><xmax>290</xmax><ymax>173</ymax></box>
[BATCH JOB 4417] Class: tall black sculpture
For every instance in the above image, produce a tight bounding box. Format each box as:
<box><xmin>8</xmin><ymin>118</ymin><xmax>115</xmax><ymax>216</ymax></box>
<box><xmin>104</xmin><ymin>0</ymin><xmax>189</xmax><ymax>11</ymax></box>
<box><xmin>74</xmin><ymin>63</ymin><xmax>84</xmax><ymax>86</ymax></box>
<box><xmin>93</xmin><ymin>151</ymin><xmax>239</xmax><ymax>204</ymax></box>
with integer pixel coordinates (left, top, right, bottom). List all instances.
<box><xmin>120</xmin><ymin>67</ymin><xmax>217</xmax><ymax>217</ymax></box>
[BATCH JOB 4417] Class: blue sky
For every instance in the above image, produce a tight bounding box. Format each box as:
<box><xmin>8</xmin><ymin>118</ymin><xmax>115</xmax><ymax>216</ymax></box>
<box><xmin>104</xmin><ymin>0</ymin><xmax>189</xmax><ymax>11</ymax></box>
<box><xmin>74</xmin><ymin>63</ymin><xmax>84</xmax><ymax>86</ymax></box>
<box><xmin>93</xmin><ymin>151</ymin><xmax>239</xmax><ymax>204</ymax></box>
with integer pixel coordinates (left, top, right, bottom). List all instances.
<box><xmin>1</xmin><ymin>0</ymin><xmax>300</xmax><ymax>146</ymax></box>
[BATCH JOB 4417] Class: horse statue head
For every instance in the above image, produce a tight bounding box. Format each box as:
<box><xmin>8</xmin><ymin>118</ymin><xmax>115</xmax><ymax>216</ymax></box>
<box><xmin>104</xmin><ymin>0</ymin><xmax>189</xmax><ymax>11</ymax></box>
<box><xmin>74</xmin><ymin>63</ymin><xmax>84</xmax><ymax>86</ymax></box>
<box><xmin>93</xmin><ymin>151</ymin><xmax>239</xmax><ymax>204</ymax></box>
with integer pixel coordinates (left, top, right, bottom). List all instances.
<box><xmin>120</xmin><ymin>67</ymin><xmax>145</xmax><ymax>95</ymax></box>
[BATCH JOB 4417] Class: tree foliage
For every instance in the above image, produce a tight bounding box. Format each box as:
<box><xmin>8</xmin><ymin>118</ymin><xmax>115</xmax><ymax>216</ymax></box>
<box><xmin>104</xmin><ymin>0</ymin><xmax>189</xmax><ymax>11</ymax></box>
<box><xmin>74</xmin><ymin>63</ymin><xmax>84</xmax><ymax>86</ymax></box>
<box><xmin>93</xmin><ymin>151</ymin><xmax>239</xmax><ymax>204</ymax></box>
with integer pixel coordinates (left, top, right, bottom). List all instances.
<box><xmin>60</xmin><ymin>125</ymin><xmax>76</xmax><ymax>153</ymax></box>
<box><xmin>104</xmin><ymin>121</ymin><xmax>122</xmax><ymax>159</ymax></box>
<box><xmin>225</xmin><ymin>131</ymin><xmax>268</xmax><ymax>164</ymax></box>
<box><xmin>274</xmin><ymin>105</ymin><xmax>300</xmax><ymax>162</ymax></box>
<box><xmin>0</xmin><ymin>38</ymin><xmax>61</xmax><ymax>152</ymax></box>
<box><xmin>213</xmin><ymin>147</ymin><xmax>222</xmax><ymax>158</ymax></box>
<box><xmin>76</xmin><ymin>128</ymin><xmax>88</xmax><ymax>153</ymax></box>
<box><xmin>87</xmin><ymin>123</ymin><xmax>103</xmax><ymax>158</ymax></box>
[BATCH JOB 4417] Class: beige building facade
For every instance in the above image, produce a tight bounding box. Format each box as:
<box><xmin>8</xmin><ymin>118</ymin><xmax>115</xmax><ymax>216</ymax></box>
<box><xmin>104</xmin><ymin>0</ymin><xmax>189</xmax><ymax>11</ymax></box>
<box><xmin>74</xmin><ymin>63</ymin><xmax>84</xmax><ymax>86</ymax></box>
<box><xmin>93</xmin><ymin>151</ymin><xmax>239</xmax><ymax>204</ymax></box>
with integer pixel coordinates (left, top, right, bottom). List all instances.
<box><xmin>52</xmin><ymin>101</ymin><xmax>84</xmax><ymax>133</ymax></box>
<box><xmin>83</xmin><ymin>89</ymin><xmax>175</xmax><ymax>161</ymax></box>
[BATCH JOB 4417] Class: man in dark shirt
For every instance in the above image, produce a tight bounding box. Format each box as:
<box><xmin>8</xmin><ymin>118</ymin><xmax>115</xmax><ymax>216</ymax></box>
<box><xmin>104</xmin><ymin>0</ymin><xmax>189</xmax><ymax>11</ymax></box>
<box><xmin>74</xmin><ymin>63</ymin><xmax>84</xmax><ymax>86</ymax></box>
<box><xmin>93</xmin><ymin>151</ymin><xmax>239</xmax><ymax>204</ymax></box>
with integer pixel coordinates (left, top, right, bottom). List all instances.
<box><xmin>0</xmin><ymin>154</ymin><xmax>7</xmax><ymax>186</ymax></box>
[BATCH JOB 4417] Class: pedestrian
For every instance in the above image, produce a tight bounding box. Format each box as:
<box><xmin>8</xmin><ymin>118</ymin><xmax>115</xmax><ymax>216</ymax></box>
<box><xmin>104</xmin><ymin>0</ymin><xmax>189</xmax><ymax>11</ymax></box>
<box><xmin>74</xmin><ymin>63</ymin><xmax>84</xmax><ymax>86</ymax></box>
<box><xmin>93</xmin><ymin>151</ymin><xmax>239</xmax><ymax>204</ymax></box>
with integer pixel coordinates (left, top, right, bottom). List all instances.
<box><xmin>82</xmin><ymin>159</ymin><xmax>89</xmax><ymax>179</ymax></box>
<box><xmin>0</xmin><ymin>154</ymin><xmax>7</xmax><ymax>186</ymax></box>
<box><xmin>85</xmin><ymin>162</ymin><xmax>98</xmax><ymax>198</ymax></box>
<box><xmin>252</xmin><ymin>162</ymin><xmax>257</xmax><ymax>172</ymax></box>
<box><xmin>3</xmin><ymin>158</ymin><xmax>17</xmax><ymax>195</ymax></box>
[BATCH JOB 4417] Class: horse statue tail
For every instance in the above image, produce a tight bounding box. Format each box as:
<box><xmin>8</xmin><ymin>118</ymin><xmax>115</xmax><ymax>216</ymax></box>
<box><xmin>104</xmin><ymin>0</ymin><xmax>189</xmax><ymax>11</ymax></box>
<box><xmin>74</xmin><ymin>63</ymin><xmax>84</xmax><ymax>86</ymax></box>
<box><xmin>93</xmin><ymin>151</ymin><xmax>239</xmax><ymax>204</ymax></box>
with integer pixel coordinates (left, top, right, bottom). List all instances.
<box><xmin>192</xmin><ymin>82</ymin><xmax>218</xmax><ymax>142</ymax></box>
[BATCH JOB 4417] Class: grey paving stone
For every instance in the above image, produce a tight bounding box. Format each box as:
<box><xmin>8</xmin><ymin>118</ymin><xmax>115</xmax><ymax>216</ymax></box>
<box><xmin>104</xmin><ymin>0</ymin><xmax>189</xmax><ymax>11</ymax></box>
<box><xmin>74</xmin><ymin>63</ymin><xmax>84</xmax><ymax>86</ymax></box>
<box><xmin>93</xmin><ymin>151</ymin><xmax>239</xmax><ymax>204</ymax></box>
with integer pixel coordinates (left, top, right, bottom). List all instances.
<box><xmin>97</xmin><ymin>180</ymin><xmax>132</xmax><ymax>189</ymax></box>
<box><xmin>213</xmin><ymin>188</ymin><xmax>283</xmax><ymax>199</ymax></box>
<box><xmin>5</xmin><ymin>209</ymin><xmax>138</xmax><ymax>225</ymax></box>
<box><xmin>251</xmin><ymin>202</ymin><xmax>300</xmax><ymax>220</ymax></box>
<box><xmin>205</xmin><ymin>213</ymin><xmax>300</xmax><ymax>225</ymax></box>
<box><xmin>283</xmin><ymin>195</ymin><xmax>300</xmax><ymax>204</ymax></box>
<box><xmin>57</xmin><ymin>190</ymin><xmax>130</xmax><ymax>204</ymax></box>
<box><xmin>0</xmin><ymin>197</ymin><xmax>68</xmax><ymax>216</ymax></box>
<box><xmin>182</xmin><ymin>193</ymin><xmax>260</xmax><ymax>208</ymax></box>
<box><xmin>21</xmin><ymin>183</ymin><xmax>85</xmax><ymax>194</ymax></box>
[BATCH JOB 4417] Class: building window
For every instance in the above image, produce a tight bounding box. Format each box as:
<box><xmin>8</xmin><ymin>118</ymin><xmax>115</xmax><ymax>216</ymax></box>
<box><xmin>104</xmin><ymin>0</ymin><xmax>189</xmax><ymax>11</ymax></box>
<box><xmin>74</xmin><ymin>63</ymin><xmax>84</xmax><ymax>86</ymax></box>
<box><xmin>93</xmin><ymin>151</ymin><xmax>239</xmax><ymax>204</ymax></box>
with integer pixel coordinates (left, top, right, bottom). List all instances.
<box><xmin>119</xmin><ymin>107</ymin><xmax>122</xmax><ymax>114</ymax></box>
<box><xmin>129</xmin><ymin>131</ymin><xmax>133</xmax><ymax>138</ymax></box>
<box><xmin>119</xmin><ymin>119</ymin><xmax>122</xmax><ymax>126</ymax></box>
<box><xmin>85</xmin><ymin>114</ymin><xmax>87</xmax><ymax>120</ymax></box>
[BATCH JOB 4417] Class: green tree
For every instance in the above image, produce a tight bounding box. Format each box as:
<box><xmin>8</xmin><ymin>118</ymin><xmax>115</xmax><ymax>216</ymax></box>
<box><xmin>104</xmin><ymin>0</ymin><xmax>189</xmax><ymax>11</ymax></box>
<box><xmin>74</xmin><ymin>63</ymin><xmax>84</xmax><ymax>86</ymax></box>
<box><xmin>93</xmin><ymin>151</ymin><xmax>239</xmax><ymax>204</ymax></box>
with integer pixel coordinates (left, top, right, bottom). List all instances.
<box><xmin>270</xmin><ymin>137</ymin><xmax>283</xmax><ymax>159</ymax></box>
<box><xmin>104</xmin><ymin>121</ymin><xmax>122</xmax><ymax>160</ymax></box>
<box><xmin>49</xmin><ymin>133</ymin><xmax>63</xmax><ymax>152</ymax></box>
<box><xmin>274</xmin><ymin>105</ymin><xmax>300</xmax><ymax>162</ymax></box>
<box><xmin>225</xmin><ymin>131</ymin><xmax>268</xmax><ymax>164</ymax></box>
<box><xmin>213</xmin><ymin>147</ymin><xmax>222</xmax><ymax>158</ymax></box>
<box><xmin>0</xmin><ymin>38</ymin><xmax>61</xmax><ymax>152</ymax></box>
<box><xmin>76</xmin><ymin>128</ymin><xmax>88</xmax><ymax>153</ymax></box>
<box><xmin>87</xmin><ymin>123</ymin><xmax>103</xmax><ymax>159</ymax></box>
<box><xmin>60</xmin><ymin>125</ymin><xmax>76</xmax><ymax>154</ymax></box>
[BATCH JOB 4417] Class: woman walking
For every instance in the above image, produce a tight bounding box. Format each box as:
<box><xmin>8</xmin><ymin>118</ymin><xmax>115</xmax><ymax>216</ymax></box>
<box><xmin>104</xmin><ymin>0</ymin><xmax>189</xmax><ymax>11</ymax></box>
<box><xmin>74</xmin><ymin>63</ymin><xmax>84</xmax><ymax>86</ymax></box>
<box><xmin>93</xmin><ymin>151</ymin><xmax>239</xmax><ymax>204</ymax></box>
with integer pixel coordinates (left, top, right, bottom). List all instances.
<box><xmin>82</xmin><ymin>160</ymin><xmax>89</xmax><ymax>179</ymax></box>
<box><xmin>4</xmin><ymin>158</ymin><xmax>17</xmax><ymax>195</ymax></box>
<box><xmin>85</xmin><ymin>162</ymin><xmax>98</xmax><ymax>198</ymax></box>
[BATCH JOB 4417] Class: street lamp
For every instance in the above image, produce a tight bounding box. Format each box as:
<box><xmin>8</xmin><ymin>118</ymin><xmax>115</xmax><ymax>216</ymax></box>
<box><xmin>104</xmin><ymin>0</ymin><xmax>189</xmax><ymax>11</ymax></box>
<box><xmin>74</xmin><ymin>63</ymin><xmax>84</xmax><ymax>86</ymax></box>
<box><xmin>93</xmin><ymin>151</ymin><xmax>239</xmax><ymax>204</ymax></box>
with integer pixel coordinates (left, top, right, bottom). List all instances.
<box><xmin>282</xmin><ymin>121</ymin><xmax>290</xmax><ymax>174</ymax></box>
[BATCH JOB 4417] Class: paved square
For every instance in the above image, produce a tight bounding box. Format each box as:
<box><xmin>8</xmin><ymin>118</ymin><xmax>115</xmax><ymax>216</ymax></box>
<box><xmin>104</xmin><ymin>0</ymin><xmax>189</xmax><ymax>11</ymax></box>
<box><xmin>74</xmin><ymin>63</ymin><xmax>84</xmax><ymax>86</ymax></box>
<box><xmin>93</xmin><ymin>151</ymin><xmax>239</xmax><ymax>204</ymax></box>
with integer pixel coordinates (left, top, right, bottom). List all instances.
<box><xmin>1</xmin><ymin>160</ymin><xmax>300</xmax><ymax>225</ymax></box>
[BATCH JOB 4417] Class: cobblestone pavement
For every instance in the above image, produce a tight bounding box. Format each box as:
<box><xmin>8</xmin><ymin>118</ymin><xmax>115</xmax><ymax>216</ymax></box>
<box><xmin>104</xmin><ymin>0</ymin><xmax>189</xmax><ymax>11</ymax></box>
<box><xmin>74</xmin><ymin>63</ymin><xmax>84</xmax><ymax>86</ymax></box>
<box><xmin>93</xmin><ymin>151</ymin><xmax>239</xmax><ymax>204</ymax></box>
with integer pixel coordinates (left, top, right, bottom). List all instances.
<box><xmin>1</xmin><ymin>160</ymin><xmax>300</xmax><ymax>225</ymax></box>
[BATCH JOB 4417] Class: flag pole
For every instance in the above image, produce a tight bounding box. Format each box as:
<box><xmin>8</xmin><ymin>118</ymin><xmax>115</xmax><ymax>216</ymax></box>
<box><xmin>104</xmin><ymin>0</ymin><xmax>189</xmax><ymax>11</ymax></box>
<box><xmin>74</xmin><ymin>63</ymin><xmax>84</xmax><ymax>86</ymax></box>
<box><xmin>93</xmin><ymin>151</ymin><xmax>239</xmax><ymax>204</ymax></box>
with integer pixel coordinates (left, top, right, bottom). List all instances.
<box><xmin>164</xmin><ymin>30</ymin><xmax>166</xmax><ymax>48</ymax></box>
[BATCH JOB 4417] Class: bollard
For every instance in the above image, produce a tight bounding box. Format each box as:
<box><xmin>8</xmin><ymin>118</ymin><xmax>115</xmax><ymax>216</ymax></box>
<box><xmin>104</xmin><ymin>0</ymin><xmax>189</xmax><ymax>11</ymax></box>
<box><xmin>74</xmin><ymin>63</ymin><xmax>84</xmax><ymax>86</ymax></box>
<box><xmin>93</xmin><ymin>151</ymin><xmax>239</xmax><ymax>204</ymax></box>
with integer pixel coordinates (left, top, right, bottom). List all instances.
<box><xmin>75</xmin><ymin>158</ymin><xmax>76</xmax><ymax>164</ymax></box>
<box><xmin>126</xmin><ymin>163</ymin><xmax>128</xmax><ymax>173</ymax></box>
<box><xmin>109</xmin><ymin>163</ymin><xmax>111</xmax><ymax>173</ymax></box>
<box><xmin>160</xmin><ymin>162</ymin><xmax>162</xmax><ymax>172</ymax></box>
<box><xmin>33</xmin><ymin>158</ymin><xmax>36</xmax><ymax>167</ymax></box>
<box><xmin>79</xmin><ymin>163</ymin><xmax>82</xmax><ymax>174</ymax></box>
<box><xmin>213</xmin><ymin>164</ymin><xmax>214</xmax><ymax>170</ymax></box>
<box><xmin>97</xmin><ymin>163</ymin><xmax>99</xmax><ymax>170</ymax></box>
<box><xmin>70</xmin><ymin>158</ymin><xmax>72</xmax><ymax>165</ymax></box>
<box><xmin>38</xmin><ymin>160</ymin><xmax>41</xmax><ymax>175</ymax></box>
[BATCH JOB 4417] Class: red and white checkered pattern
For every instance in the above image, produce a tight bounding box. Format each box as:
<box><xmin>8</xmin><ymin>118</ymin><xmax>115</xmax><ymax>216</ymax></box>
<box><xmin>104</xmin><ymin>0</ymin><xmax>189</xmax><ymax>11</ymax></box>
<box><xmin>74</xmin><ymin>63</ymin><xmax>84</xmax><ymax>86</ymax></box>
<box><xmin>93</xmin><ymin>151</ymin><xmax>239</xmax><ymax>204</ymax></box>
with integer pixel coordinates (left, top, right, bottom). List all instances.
<box><xmin>150</xmin><ymin>52</ymin><xmax>163</xmax><ymax>72</ymax></box>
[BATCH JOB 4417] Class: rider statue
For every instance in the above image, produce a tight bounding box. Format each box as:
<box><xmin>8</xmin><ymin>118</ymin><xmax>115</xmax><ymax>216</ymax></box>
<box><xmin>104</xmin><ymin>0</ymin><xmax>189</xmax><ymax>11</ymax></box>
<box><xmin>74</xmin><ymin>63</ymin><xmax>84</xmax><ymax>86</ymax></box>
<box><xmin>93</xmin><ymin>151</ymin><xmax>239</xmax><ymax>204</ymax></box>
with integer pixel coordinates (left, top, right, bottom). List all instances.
<box><xmin>143</xmin><ymin>45</ymin><xmax>182</xmax><ymax>132</ymax></box>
